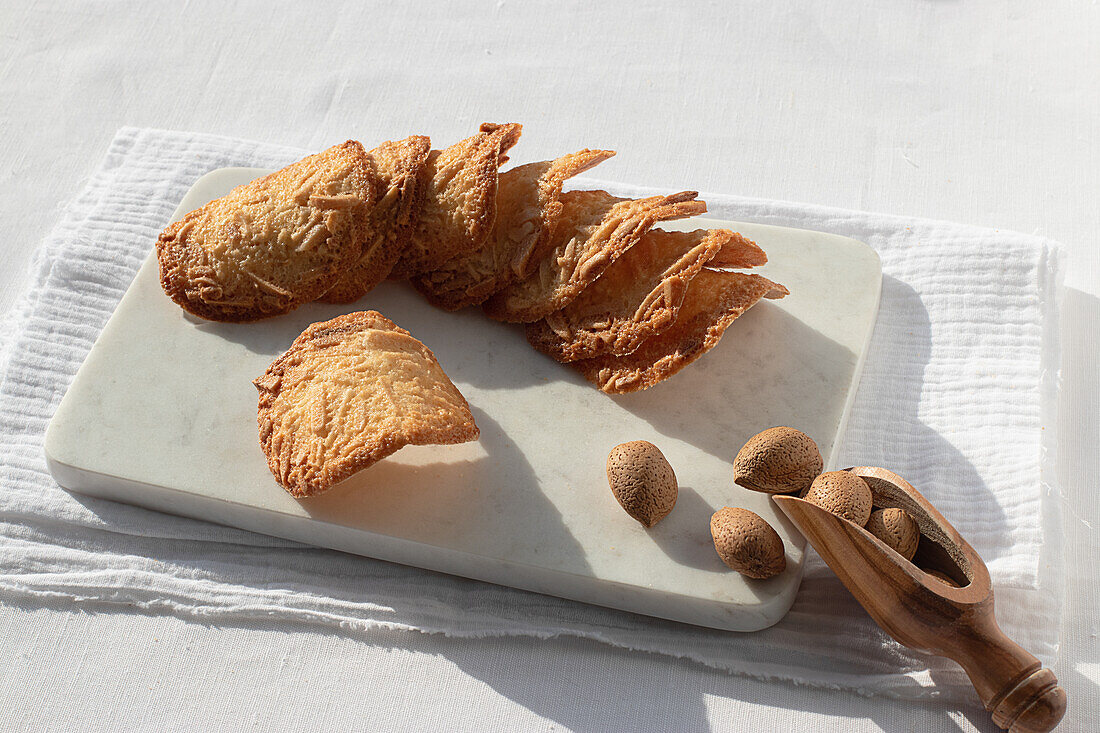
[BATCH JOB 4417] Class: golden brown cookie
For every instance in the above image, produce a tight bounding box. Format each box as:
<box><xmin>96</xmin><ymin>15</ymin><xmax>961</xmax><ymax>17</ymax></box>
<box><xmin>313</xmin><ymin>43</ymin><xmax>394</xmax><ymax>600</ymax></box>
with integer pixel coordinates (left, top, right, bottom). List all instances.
<box><xmin>157</xmin><ymin>141</ymin><xmax>376</xmax><ymax>322</ymax></box>
<box><xmin>410</xmin><ymin>149</ymin><xmax>616</xmax><ymax>311</ymax></box>
<box><xmin>388</xmin><ymin>122</ymin><xmax>523</xmax><ymax>280</ymax></box>
<box><xmin>254</xmin><ymin>311</ymin><xmax>480</xmax><ymax>497</ymax></box>
<box><xmin>697</xmin><ymin>231</ymin><xmax>768</xmax><ymax>269</ymax></box>
<box><xmin>570</xmin><ymin>269</ymin><xmax>788</xmax><ymax>393</ymax></box>
<box><xmin>482</xmin><ymin>190</ymin><xmax>707</xmax><ymax>323</ymax></box>
<box><xmin>319</xmin><ymin>135</ymin><xmax>432</xmax><ymax>303</ymax></box>
<box><xmin>526</xmin><ymin>228</ymin><xmax>765</xmax><ymax>362</ymax></box>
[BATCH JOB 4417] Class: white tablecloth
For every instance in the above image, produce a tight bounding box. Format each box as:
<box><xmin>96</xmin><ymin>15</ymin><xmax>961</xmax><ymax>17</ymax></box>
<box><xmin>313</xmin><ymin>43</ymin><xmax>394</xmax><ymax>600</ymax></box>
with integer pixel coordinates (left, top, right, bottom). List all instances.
<box><xmin>1</xmin><ymin>2</ymin><xmax>1096</xmax><ymax>731</ymax></box>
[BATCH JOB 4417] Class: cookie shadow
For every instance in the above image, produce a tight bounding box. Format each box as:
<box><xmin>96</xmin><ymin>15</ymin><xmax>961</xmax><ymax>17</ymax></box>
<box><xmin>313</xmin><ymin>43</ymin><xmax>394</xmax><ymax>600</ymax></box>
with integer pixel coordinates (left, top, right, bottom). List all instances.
<box><xmin>607</xmin><ymin>301</ymin><xmax>857</xmax><ymax>464</ymax></box>
<box><xmin>646</xmin><ymin>486</ymin><xmax>726</xmax><ymax>572</ymax></box>
<box><xmin>192</xmin><ymin>281</ymin><xmax>562</xmax><ymax>391</ymax></box>
<box><xmin>605</xmin><ymin>276</ymin><xmax>1008</xmax><ymax>563</ymax></box>
<box><xmin>295</xmin><ymin>409</ymin><xmax>593</xmax><ymax>579</ymax></box>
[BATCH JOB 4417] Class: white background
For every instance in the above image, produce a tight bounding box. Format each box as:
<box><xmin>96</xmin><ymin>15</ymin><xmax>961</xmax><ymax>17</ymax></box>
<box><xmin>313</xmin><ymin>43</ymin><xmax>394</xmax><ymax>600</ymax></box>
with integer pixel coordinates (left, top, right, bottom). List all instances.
<box><xmin>1</xmin><ymin>1</ymin><xmax>1097</xmax><ymax>730</ymax></box>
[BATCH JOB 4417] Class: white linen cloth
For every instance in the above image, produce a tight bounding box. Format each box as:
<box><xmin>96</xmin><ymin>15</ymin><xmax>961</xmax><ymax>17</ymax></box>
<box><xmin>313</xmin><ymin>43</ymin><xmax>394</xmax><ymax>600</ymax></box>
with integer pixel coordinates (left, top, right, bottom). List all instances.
<box><xmin>0</xmin><ymin>127</ymin><xmax>1063</xmax><ymax>702</ymax></box>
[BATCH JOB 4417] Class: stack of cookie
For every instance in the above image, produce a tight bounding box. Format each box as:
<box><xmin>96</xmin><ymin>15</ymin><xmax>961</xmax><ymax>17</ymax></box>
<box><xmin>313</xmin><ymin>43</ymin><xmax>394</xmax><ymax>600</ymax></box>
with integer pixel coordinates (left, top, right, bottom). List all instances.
<box><xmin>157</xmin><ymin>122</ymin><xmax>786</xmax><ymax>394</ymax></box>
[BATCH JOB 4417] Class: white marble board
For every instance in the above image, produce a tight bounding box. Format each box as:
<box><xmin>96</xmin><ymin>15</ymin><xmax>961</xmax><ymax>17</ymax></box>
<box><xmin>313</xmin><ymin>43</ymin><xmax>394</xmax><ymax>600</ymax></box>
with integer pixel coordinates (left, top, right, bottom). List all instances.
<box><xmin>45</xmin><ymin>167</ymin><xmax>881</xmax><ymax>632</ymax></box>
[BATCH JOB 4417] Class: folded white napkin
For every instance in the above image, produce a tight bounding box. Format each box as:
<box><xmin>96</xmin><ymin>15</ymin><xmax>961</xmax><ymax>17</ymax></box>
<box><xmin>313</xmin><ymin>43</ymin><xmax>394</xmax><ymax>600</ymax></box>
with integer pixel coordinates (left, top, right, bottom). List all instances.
<box><xmin>0</xmin><ymin>127</ymin><xmax>1063</xmax><ymax>701</ymax></box>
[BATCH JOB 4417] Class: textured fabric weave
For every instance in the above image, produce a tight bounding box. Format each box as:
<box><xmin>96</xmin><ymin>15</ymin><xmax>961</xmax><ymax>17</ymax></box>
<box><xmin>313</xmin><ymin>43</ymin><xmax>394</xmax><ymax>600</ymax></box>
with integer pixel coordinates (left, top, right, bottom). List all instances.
<box><xmin>0</xmin><ymin>127</ymin><xmax>1063</xmax><ymax>701</ymax></box>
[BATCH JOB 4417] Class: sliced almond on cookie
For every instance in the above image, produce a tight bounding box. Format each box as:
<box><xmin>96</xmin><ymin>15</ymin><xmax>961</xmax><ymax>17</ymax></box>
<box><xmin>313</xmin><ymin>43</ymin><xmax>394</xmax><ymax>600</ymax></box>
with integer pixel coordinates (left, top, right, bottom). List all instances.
<box><xmin>483</xmin><ymin>189</ymin><xmax>706</xmax><ymax>323</ymax></box>
<box><xmin>254</xmin><ymin>311</ymin><xmax>479</xmax><ymax>497</ymax></box>
<box><xmin>388</xmin><ymin>122</ymin><xmax>522</xmax><ymax>280</ymax></box>
<box><xmin>157</xmin><ymin>141</ymin><xmax>376</xmax><ymax>322</ymax></box>
<box><xmin>526</xmin><ymin>228</ymin><xmax>765</xmax><ymax>362</ymax></box>
<box><xmin>319</xmin><ymin>135</ymin><xmax>432</xmax><ymax>303</ymax></box>
<box><xmin>411</xmin><ymin>148</ymin><xmax>616</xmax><ymax>311</ymax></box>
<box><xmin>571</xmin><ymin>269</ymin><xmax>788</xmax><ymax>394</ymax></box>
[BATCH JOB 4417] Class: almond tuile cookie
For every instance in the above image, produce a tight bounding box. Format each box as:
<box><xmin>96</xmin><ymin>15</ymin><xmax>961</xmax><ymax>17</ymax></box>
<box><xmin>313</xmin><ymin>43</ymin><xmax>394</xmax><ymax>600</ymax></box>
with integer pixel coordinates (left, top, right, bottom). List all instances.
<box><xmin>254</xmin><ymin>311</ymin><xmax>480</xmax><ymax>497</ymax></box>
<box><xmin>699</xmin><ymin>230</ymin><xmax>768</xmax><ymax>269</ymax></box>
<box><xmin>571</xmin><ymin>269</ymin><xmax>788</xmax><ymax>393</ymax></box>
<box><xmin>411</xmin><ymin>148</ymin><xmax>616</xmax><ymax>311</ymax></box>
<box><xmin>319</xmin><ymin>135</ymin><xmax>432</xmax><ymax>303</ymax></box>
<box><xmin>157</xmin><ymin>141</ymin><xmax>376</xmax><ymax>322</ymax></box>
<box><xmin>388</xmin><ymin>122</ymin><xmax>522</xmax><ymax>280</ymax></box>
<box><xmin>525</xmin><ymin>228</ymin><xmax>765</xmax><ymax>362</ymax></box>
<box><xmin>482</xmin><ymin>189</ymin><xmax>707</xmax><ymax>323</ymax></box>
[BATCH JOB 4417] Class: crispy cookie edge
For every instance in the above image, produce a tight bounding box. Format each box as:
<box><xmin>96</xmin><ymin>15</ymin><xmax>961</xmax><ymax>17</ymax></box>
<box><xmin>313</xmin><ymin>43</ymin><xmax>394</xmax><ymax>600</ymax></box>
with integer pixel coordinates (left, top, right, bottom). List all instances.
<box><xmin>388</xmin><ymin>123</ymin><xmax>522</xmax><ymax>281</ymax></box>
<box><xmin>481</xmin><ymin>190</ymin><xmax>707</xmax><ymax>323</ymax></box>
<box><xmin>570</xmin><ymin>272</ymin><xmax>789</xmax><ymax>394</ymax></box>
<box><xmin>410</xmin><ymin>149</ymin><xmax>617</xmax><ymax>312</ymax></box>
<box><xmin>320</xmin><ymin>136</ymin><xmax>433</xmax><ymax>304</ymax></box>
<box><xmin>525</xmin><ymin>229</ymin><xmax>733</xmax><ymax>362</ymax></box>
<box><xmin>156</xmin><ymin>141</ymin><xmax>375</xmax><ymax>322</ymax></box>
<box><xmin>254</xmin><ymin>310</ymin><xmax>479</xmax><ymax>497</ymax></box>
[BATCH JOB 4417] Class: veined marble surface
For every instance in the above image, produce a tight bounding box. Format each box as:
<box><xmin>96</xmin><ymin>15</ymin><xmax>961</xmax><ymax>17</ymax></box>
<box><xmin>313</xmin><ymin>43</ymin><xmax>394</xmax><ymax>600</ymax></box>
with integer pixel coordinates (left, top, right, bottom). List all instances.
<box><xmin>46</xmin><ymin>168</ymin><xmax>881</xmax><ymax>632</ymax></box>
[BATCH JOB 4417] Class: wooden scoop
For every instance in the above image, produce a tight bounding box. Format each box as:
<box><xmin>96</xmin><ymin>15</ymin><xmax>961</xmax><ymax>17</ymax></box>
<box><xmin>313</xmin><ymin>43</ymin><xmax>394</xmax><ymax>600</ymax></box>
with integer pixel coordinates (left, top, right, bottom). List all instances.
<box><xmin>772</xmin><ymin>466</ymin><xmax>1066</xmax><ymax>733</ymax></box>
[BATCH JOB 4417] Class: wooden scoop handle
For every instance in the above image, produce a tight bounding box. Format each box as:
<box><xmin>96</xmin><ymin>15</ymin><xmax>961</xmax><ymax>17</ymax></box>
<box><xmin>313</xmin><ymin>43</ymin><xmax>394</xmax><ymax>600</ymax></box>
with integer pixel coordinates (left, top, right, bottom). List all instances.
<box><xmin>772</xmin><ymin>484</ymin><xmax>1066</xmax><ymax>732</ymax></box>
<box><xmin>944</xmin><ymin>614</ymin><xmax>1066</xmax><ymax>733</ymax></box>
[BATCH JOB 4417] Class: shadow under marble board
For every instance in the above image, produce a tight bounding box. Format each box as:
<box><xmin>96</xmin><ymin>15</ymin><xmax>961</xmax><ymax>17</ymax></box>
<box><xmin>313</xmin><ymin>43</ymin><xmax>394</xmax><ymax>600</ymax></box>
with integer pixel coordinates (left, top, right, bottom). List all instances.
<box><xmin>45</xmin><ymin>167</ymin><xmax>882</xmax><ymax>632</ymax></box>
